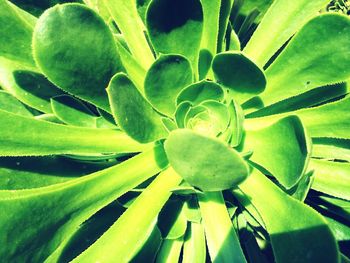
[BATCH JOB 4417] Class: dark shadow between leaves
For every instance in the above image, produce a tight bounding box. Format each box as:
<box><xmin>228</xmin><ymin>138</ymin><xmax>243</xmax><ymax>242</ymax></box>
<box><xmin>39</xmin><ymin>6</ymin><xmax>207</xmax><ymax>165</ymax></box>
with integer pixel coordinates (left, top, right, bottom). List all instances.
<box><xmin>13</xmin><ymin>70</ymin><xmax>63</xmax><ymax>101</ymax></box>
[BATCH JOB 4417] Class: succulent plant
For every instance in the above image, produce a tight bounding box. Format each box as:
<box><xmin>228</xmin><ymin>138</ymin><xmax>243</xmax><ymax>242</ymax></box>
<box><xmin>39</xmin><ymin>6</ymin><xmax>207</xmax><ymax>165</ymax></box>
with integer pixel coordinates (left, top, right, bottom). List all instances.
<box><xmin>0</xmin><ymin>0</ymin><xmax>350</xmax><ymax>262</ymax></box>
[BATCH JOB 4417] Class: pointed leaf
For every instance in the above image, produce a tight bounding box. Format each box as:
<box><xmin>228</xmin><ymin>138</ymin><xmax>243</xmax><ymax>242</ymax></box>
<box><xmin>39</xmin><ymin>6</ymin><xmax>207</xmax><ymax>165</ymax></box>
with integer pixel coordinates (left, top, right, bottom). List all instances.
<box><xmin>0</xmin><ymin>90</ymin><xmax>32</xmax><ymax>117</ymax></box>
<box><xmin>0</xmin><ymin>0</ymin><xmax>36</xmax><ymax>66</ymax></box>
<box><xmin>261</xmin><ymin>14</ymin><xmax>350</xmax><ymax>106</ymax></box>
<box><xmin>107</xmin><ymin>73</ymin><xmax>167</xmax><ymax>143</ymax></box>
<box><xmin>156</xmin><ymin>237</ymin><xmax>184</xmax><ymax>263</ymax></box>
<box><xmin>182</xmin><ymin>222</ymin><xmax>206</xmax><ymax>263</ymax></box>
<box><xmin>312</xmin><ymin>138</ymin><xmax>350</xmax><ymax>162</ymax></box>
<box><xmin>72</xmin><ymin>168</ymin><xmax>182</xmax><ymax>263</ymax></box>
<box><xmin>0</xmin><ymin>109</ymin><xmax>145</xmax><ymax>156</ymax></box>
<box><xmin>198</xmin><ymin>192</ymin><xmax>247</xmax><ymax>262</ymax></box>
<box><xmin>145</xmin><ymin>55</ymin><xmax>193</xmax><ymax>116</ymax></box>
<box><xmin>146</xmin><ymin>0</ymin><xmax>203</xmax><ymax>73</ymax></box>
<box><xmin>244</xmin><ymin>0</ymin><xmax>330</xmax><ymax>67</ymax></box>
<box><xmin>0</xmin><ymin>145</ymin><xmax>167</xmax><ymax>262</ymax></box>
<box><xmin>33</xmin><ymin>3</ymin><xmax>123</xmax><ymax>112</ymax></box>
<box><xmin>310</xmin><ymin>159</ymin><xmax>350</xmax><ymax>201</ymax></box>
<box><xmin>238</xmin><ymin>168</ymin><xmax>339</xmax><ymax>263</ymax></box>
<box><xmin>165</xmin><ymin>129</ymin><xmax>249</xmax><ymax>191</ymax></box>
<box><xmin>103</xmin><ymin>0</ymin><xmax>155</xmax><ymax>69</ymax></box>
<box><xmin>244</xmin><ymin>116</ymin><xmax>310</xmax><ymax>189</ymax></box>
<box><xmin>246</xmin><ymin>96</ymin><xmax>350</xmax><ymax>139</ymax></box>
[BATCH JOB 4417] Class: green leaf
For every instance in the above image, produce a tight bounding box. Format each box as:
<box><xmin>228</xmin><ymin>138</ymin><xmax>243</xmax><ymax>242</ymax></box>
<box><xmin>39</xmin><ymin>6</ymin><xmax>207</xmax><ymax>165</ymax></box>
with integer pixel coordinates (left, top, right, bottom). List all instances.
<box><xmin>51</xmin><ymin>95</ymin><xmax>98</xmax><ymax>128</ymax></box>
<box><xmin>212</xmin><ymin>51</ymin><xmax>266</xmax><ymax>103</ymax></box>
<box><xmin>176</xmin><ymin>80</ymin><xmax>224</xmax><ymax>106</ymax></box>
<box><xmin>175</xmin><ymin>101</ymin><xmax>192</xmax><ymax>128</ymax></box>
<box><xmin>312</xmin><ymin>138</ymin><xmax>350</xmax><ymax>162</ymax></box>
<box><xmin>200</xmin><ymin>0</ymin><xmax>221</xmax><ymax>56</ymax></box>
<box><xmin>260</xmin><ymin>14</ymin><xmax>350</xmax><ymax>107</ymax></box>
<box><xmin>239</xmin><ymin>0</ymin><xmax>273</xmax><ymax>22</ymax></box>
<box><xmin>246</xmin><ymin>96</ymin><xmax>350</xmax><ymax>139</ymax></box>
<box><xmin>115</xmin><ymin>39</ymin><xmax>147</xmax><ymax>92</ymax></box>
<box><xmin>0</xmin><ymin>156</ymin><xmax>116</xmax><ymax>190</ymax></box>
<box><xmin>244</xmin><ymin>116</ymin><xmax>310</xmax><ymax>189</ymax></box>
<box><xmin>145</xmin><ymin>55</ymin><xmax>193</xmax><ymax>116</ymax></box>
<box><xmin>0</xmin><ymin>145</ymin><xmax>167</xmax><ymax>262</ymax></box>
<box><xmin>198</xmin><ymin>192</ymin><xmax>247</xmax><ymax>263</ymax></box>
<box><xmin>72</xmin><ymin>168</ymin><xmax>182</xmax><ymax>263</ymax></box>
<box><xmin>238</xmin><ymin>168</ymin><xmax>340</xmax><ymax>263</ymax></box>
<box><xmin>156</xmin><ymin>237</ymin><xmax>184</xmax><ymax>263</ymax></box>
<box><xmin>0</xmin><ymin>58</ymin><xmax>64</xmax><ymax>113</ymax></box>
<box><xmin>0</xmin><ymin>90</ymin><xmax>32</xmax><ymax>117</ymax></box>
<box><xmin>0</xmin><ymin>109</ymin><xmax>145</xmax><ymax>156</ymax></box>
<box><xmin>33</xmin><ymin>3</ymin><xmax>123</xmax><ymax>112</ymax></box>
<box><xmin>158</xmin><ymin>199</ymin><xmax>187</xmax><ymax>239</ymax></box>
<box><xmin>107</xmin><ymin>73</ymin><xmax>167</xmax><ymax>143</ymax></box>
<box><xmin>217</xmin><ymin>0</ymin><xmax>234</xmax><ymax>53</ymax></box>
<box><xmin>310</xmin><ymin>159</ymin><xmax>350</xmax><ymax>201</ymax></box>
<box><xmin>182</xmin><ymin>222</ymin><xmax>206</xmax><ymax>263</ymax></box>
<box><xmin>243</xmin><ymin>0</ymin><xmax>330</xmax><ymax>67</ymax></box>
<box><xmin>228</xmin><ymin>99</ymin><xmax>244</xmax><ymax>147</ymax></box>
<box><xmin>0</xmin><ymin>0</ymin><xmax>36</xmax><ymax>66</ymax></box>
<box><xmin>146</xmin><ymin>0</ymin><xmax>203</xmax><ymax>75</ymax></box>
<box><xmin>165</xmin><ymin>129</ymin><xmax>249</xmax><ymax>191</ymax></box>
<box><xmin>103</xmin><ymin>0</ymin><xmax>155</xmax><ymax>69</ymax></box>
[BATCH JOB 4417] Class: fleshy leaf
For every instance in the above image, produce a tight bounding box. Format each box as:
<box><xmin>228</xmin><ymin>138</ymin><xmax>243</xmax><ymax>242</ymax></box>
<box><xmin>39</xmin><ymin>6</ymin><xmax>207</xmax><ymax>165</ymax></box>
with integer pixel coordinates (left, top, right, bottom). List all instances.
<box><xmin>175</xmin><ymin>102</ymin><xmax>192</xmax><ymax>128</ymax></box>
<box><xmin>212</xmin><ymin>51</ymin><xmax>266</xmax><ymax>103</ymax></box>
<box><xmin>115</xmin><ymin>39</ymin><xmax>147</xmax><ymax>92</ymax></box>
<box><xmin>103</xmin><ymin>0</ymin><xmax>155</xmax><ymax>69</ymax></box>
<box><xmin>144</xmin><ymin>55</ymin><xmax>193</xmax><ymax>116</ymax></box>
<box><xmin>182</xmin><ymin>222</ymin><xmax>206</xmax><ymax>263</ymax></box>
<box><xmin>244</xmin><ymin>0</ymin><xmax>330</xmax><ymax>67</ymax></box>
<box><xmin>198</xmin><ymin>192</ymin><xmax>246</xmax><ymax>262</ymax></box>
<box><xmin>0</xmin><ymin>90</ymin><xmax>32</xmax><ymax>117</ymax></box>
<box><xmin>310</xmin><ymin>159</ymin><xmax>350</xmax><ymax>201</ymax></box>
<box><xmin>156</xmin><ymin>237</ymin><xmax>184</xmax><ymax>263</ymax></box>
<box><xmin>200</xmin><ymin>0</ymin><xmax>221</xmax><ymax>56</ymax></box>
<box><xmin>238</xmin><ymin>168</ymin><xmax>339</xmax><ymax>263</ymax></box>
<box><xmin>312</xmin><ymin>138</ymin><xmax>350</xmax><ymax>162</ymax></box>
<box><xmin>243</xmin><ymin>116</ymin><xmax>310</xmax><ymax>189</ymax></box>
<box><xmin>246</xmin><ymin>96</ymin><xmax>350</xmax><ymax>139</ymax></box>
<box><xmin>0</xmin><ymin>109</ymin><xmax>145</xmax><ymax>156</ymax></box>
<box><xmin>107</xmin><ymin>73</ymin><xmax>167</xmax><ymax>143</ymax></box>
<box><xmin>0</xmin><ymin>156</ymin><xmax>116</xmax><ymax>190</ymax></box>
<box><xmin>33</xmin><ymin>3</ymin><xmax>123</xmax><ymax>112</ymax></box>
<box><xmin>176</xmin><ymin>80</ymin><xmax>224</xmax><ymax>106</ymax></box>
<box><xmin>146</xmin><ymin>0</ymin><xmax>203</xmax><ymax>74</ymax></box>
<box><xmin>165</xmin><ymin>129</ymin><xmax>249</xmax><ymax>191</ymax></box>
<box><xmin>72</xmin><ymin>168</ymin><xmax>182</xmax><ymax>263</ymax></box>
<box><xmin>0</xmin><ymin>145</ymin><xmax>167</xmax><ymax>262</ymax></box>
<box><xmin>158</xmin><ymin>199</ymin><xmax>187</xmax><ymax>239</ymax></box>
<box><xmin>228</xmin><ymin>99</ymin><xmax>244</xmax><ymax>147</ymax></box>
<box><xmin>0</xmin><ymin>0</ymin><xmax>36</xmax><ymax>66</ymax></box>
<box><xmin>260</xmin><ymin>14</ymin><xmax>350</xmax><ymax>107</ymax></box>
<box><xmin>51</xmin><ymin>95</ymin><xmax>98</xmax><ymax>128</ymax></box>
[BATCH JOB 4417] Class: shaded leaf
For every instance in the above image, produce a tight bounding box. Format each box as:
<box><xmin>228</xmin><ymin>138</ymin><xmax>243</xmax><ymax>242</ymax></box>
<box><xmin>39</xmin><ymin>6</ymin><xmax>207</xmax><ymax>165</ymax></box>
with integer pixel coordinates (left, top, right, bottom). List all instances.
<box><xmin>107</xmin><ymin>73</ymin><xmax>167</xmax><ymax>143</ymax></box>
<box><xmin>239</xmin><ymin>168</ymin><xmax>339</xmax><ymax>263</ymax></box>
<box><xmin>145</xmin><ymin>54</ymin><xmax>193</xmax><ymax>116</ymax></box>
<box><xmin>0</xmin><ymin>145</ymin><xmax>167</xmax><ymax>262</ymax></box>
<box><xmin>72</xmin><ymin>168</ymin><xmax>181</xmax><ymax>262</ymax></box>
<box><xmin>146</xmin><ymin>0</ymin><xmax>203</xmax><ymax>73</ymax></box>
<box><xmin>33</xmin><ymin>3</ymin><xmax>123</xmax><ymax>112</ymax></box>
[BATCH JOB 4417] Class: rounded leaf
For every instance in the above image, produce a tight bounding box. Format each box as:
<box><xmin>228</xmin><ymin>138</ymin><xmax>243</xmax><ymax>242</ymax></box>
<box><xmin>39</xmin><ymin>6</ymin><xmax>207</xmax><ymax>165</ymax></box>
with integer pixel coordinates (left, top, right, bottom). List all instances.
<box><xmin>33</xmin><ymin>4</ymin><xmax>122</xmax><ymax>112</ymax></box>
<box><xmin>165</xmin><ymin>129</ymin><xmax>249</xmax><ymax>191</ymax></box>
